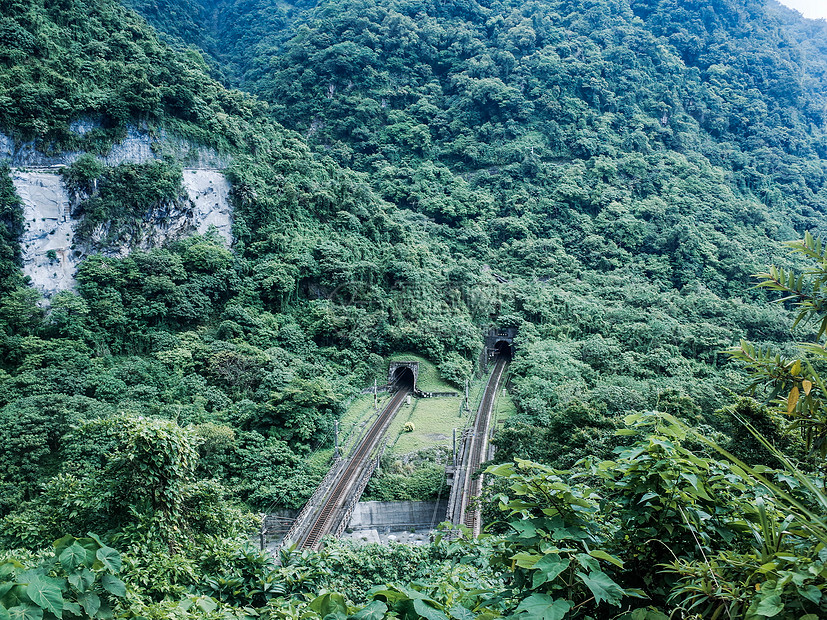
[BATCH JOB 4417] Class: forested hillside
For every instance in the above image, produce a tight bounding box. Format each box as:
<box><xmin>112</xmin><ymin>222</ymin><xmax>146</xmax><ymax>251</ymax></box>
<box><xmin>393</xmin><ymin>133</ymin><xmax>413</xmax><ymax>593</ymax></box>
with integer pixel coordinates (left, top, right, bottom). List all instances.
<box><xmin>131</xmin><ymin>0</ymin><xmax>827</xmax><ymax>459</ymax></box>
<box><xmin>3</xmin><ymin>0</ymin><xmax>827</xmax><ymax>617</ymax></box>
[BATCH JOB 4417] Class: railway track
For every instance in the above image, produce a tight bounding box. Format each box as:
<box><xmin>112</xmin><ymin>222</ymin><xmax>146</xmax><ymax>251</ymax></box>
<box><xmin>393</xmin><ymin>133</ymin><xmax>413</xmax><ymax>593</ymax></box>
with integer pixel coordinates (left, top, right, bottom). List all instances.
<box><xmin>297</xmin><ymin>385</ymin><xmax>410</xmax><ymax>550</ymax></box>
<box><xmin>448</xmin><ymin>358</ymin><xmax>508</xmax><ymax>537</ymax></box>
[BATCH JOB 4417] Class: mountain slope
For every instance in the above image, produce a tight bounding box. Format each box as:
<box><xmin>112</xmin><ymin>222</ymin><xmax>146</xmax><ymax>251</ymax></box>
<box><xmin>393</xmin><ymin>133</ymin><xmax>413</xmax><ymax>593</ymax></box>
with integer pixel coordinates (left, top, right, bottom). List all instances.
<box><xmin>0</xmin><ymin>0</ymin><xmax>487</xmax><ymax>530</ymax></box>
<box><xmin>0</xmin><ymin>0</ymin><xmax>264</xmax><ymax>153</ymax></box>
<box><xmin>3</xmin><ymin>0</ymin><xmax>824</xmax><ymax>493</ymax></box>
<box><xmin>3</xmin><ymin>0</ymin><xmax>827</xmax><ymax>617</ymax></box>
<box><xmin>128</xmin><ymin>0</ymin><xmax>827</xmax><ymax>447</ymax></box>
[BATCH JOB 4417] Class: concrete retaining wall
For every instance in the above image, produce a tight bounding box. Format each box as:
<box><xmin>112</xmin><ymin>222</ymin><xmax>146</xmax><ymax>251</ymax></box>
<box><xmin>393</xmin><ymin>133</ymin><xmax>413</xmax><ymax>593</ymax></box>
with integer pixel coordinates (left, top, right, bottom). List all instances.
<box><xmin>347</xmin><ymin>500</ymin><xmax>447</xmax><ymax>531</ymax></box>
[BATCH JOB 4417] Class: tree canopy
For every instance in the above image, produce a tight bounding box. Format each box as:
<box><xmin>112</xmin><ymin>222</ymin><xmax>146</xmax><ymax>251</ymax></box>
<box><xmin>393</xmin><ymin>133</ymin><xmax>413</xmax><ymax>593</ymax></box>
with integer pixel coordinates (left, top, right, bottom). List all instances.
<box><xmin>2</xmin><ymin>0</ymin><xmax>827</xmax><ymax>616</ymax></box>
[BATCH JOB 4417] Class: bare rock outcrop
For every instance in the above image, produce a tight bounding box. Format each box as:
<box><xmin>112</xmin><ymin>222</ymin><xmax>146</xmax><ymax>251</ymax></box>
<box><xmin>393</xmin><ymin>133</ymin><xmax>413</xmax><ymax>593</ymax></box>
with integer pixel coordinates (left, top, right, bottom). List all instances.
<box><xmin>13</xmin><ymin>168</ymin><xmax>232</xmax><ymax>297</ymax></box>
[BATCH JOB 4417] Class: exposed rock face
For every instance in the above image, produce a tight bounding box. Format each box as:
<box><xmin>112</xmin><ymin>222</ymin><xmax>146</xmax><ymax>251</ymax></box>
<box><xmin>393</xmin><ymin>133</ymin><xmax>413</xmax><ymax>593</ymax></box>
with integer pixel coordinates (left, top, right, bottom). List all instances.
<box><xmin>13</xmin><ymin>168</ymin><xmax>232</xmax><ymax>297</ymax></box>
<box><xmin>3</xmin><ymin>124</ymin><xmax>234</xmax><ymax>298</ymax></box>
<box><xmin>182</xmin><ymin>169</ymin><xmax>233</xmax><ymax>244</ymax></box>
<box><xmin>0</xmin><ymin>124</ymin><xmax>231</xmax><ymax>168</ymax></box>
<box><xmin>13</xmin><ymin>171</ymin><xmax>77</xmax><ymax>294</ymax></box>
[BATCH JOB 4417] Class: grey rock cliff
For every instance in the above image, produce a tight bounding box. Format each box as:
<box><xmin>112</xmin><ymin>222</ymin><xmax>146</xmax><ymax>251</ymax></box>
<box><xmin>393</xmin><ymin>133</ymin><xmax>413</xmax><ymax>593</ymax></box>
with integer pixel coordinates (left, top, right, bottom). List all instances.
<box><xmin>4</xmin><ymin>124</ymin><xmax>234</xmax><ymax>298</ymax></box>
<box><xmin>13</xmin><ymin>169</ymin><xmax>232</xmax><ymax>297</ymax></box>
<box><xmin>0</xmin><ymin>124</ymin><xmax>231</xmax><ymax>168</ymax></box>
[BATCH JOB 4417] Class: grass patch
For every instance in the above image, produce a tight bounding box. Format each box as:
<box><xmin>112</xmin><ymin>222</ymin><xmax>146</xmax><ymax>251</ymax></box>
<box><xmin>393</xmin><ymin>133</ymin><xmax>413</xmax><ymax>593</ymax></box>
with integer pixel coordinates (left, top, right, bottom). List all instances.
<box><xmin>389</xmin><ymin>363</ymin><xmax>500</xmax><ymax>454</ymax></box>
<box><xmin>328</xmin><ymin>361</ymin><xmax>515</xmax><ymax>464</ymax></box>
<box><xmin>392</xmin><ymin>396</ymin><xmax>466</xmax><ymax>454</ymax></box>
<box><xmin>494</xmin><ymin>389</ymin><xmax>517</xmax><ymax>422</ymax></box>
<box><xmin>307</xmin><ymin>447</ymin><xmax>334</xmax><ymax>471</ymax></box>
<box><xmin>338</xmin><ymin>392</ymin><xmax>394</xmax><ymax>457</ymax></box>
<box><xmin>319</xmin><ymin>355</ymin><xmax>485</xmax><ymax>467</ymax></box>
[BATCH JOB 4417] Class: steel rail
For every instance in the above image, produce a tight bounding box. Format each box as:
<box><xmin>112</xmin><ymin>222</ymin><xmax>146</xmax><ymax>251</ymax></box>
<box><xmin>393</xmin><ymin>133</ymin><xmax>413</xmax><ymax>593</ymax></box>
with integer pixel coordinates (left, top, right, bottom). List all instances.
<box><xmin>296</xmin><ymin>385</ymin><xmax>410</xmax><ymax>550</ymax></box>
<box><xmin>449</xmin><ymin>358</ymin><xmax>508</xmax><ymax>537</ymax></box>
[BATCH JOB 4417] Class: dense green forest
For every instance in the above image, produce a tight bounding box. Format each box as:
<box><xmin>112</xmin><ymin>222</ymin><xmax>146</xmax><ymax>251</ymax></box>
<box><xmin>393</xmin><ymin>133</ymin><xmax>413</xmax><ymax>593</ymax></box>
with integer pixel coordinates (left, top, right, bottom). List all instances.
<box><xmin>3</xmin><ymin>0</ymin><xmax>827</xmax><ymax>616</ymax></box>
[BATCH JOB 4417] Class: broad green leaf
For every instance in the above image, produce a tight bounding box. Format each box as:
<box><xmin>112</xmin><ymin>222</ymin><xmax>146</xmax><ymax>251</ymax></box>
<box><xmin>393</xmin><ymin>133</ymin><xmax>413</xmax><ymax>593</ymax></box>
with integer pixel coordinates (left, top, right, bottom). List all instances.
<box><xmin>350</xmin><ymin>600</ymin><xmax>388</xmax><ymax>620</ymax></box>
<box><xmin>59</xmin><ymin>543</ymin><xmax>88</xmax><ymax>573</ymax></box>
<box><xmin>798</xmin><ymin>585</ymin><xmax>821</xmax><ymax>604</ymax></box>
<box><xmin>85</xmin><ymin>534</ymin><xmax>105</xmax><ymax>548</ymax></box>
<box><xmin>680</xmin><ymin>472</ymin><xmax>699</xmax><ymax>491</ymax></box>
<box><xmin>62</xmin><ymin>601</ymin><xmax>80</xmax><ymax>617</ymax></box>
<box><xmin>76</xmin><ymin>539</ymin><xmax>99</xmax><ymax>563</ymax></box>
<box><xmin>617</xmin><ymin>609</ymin><xmax>670</xmax><ymax>620</ymax></box>
<box><xmin>412</xmin><ymin>599</ymin><xmax>449</xmax><ymax>620</ymax></box>
<box><xmin>551</xmin><ymin>525</ymin><xmax>587</xmax><ymax>541</ymax></box>
<box><xmin>7</xmin><ymin>605</ymin><xmax>42</xmax><ymax>620</ymax></box>
<box><xmin>393</xmin><ymin>585</ymin><xmax>428</xmax><ymax>601</ymax></box>
<box><xmin>486</xmin><ymin>463</ymin><xmax>514</xmax><ymax>477</ymax></box>
<box><xmin>309</xmin><ymin>593</ymin><xmax>347</xmax><ymax>618</ymax></box>
<box><xmin>531</xmin><ymin>554</ymin><xmax>570</xmax><ymax>589</ymax></box>
<box><xmin>448</xmin><ymin>604</ymin><xmax>475</xmax><ymax>620</ymax></box>
<box><xmin>0</xmin><ymin>605</ymin><xmax>9</xmax><ymax>620</ymax></box>
<box><xmin>77</xmin><ymin>592</ymin><xmax>100</xmax><ymax>617</ymax></box>
<box><xmin>368</xmin><ymin>588</ymin><xmax>408</xmax><ymax>605</ymax></box>
<box><xmin>1</xmin><ymin>585</ymin><xmax>26</xmax><ymax>608</ymax></box>
<box><xmin>0</xmin><ymin>564</ymin><xmax>17</xmax><ymax>580</ymax></box>
<box><xmin>100</xmin><ymin>575</ymin><xmax>125</xmax><ymax>598</ymax></box>
<box><xmin>576</xmin><ymin>570</ymin><xmax>625</xmax><ymax>606</ymax></box>
<box><xmin>195</xmin><ymin>597</ymin><xmax>217</xmax><ymax>613</ymax></box>
<box><xmin>67</xmin><ymin>569</ymin><xmax>94</xmax><ymax>593</ymax></box>
<box><xmin>25</xmin><ymin>577</ymin><xmax>63</xmax><ymax>618</ymax></box>
<box><xmin>511</xmin><ymin>552</ymin><xmax>541</xmax><ymax>569</ymax></box>
<box><xmin>511</xmin><ymin>521</ymin><xmax>538</xmax><ymax>539</ymax></box>
<box><xmin>574</xmin><ymin>553</ymin><xmax>600</xmax><ymax>573</ymax></box>
<box><xmin>515</xmin><ymin>594</ymin><xmax>571</xmax><ymax>620</ymax></box>
<box><xmin>588</xmin><ymin>550</ymin><xmax>624</xmax><ymax>568</ymax></box>
<box><xmin>754</xmin><ymin>594</ymin><xmax>783</xmax><ymax>617</ymax></box>
<box><xmin>95</xmin><ymin>601</ymin><xmax>112</xmax><ymax>620</ymax></box>
<box><xmin>52</xmin><ymin>537</ymin><xmax>75</xmax><ymax>559</ymax></box>
<box><xmin>95</xmin><ymin>548</ymin><xmax>121</xmax><ymax>574</ymax></box>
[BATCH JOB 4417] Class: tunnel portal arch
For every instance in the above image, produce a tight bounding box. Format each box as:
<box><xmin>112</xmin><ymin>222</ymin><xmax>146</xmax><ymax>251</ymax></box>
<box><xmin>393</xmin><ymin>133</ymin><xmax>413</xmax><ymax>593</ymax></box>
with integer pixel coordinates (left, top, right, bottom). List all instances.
<box><xmin>388</xmin><ymin>361</ymin><xmax>419</xmax><ymax>391</ymax></box>
<box><xmin>485</xmin><ymin>326</ymin><xmax>518</xmax><ymax>362</ymax></box>
<box><xmin>392</xmin><ymin>366</ymin><xmax>415</xmax><ymax>388</ymax></box>
<box><xmin>494</xmin><ymin>339</ymin><xmax>513</xmax><ymax>360</ymax></box>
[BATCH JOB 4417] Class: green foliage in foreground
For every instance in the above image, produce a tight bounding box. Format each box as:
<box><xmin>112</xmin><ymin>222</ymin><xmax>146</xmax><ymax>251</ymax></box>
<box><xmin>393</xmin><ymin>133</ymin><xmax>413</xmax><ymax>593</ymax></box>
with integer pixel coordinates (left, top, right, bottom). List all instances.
<box><xmin>0</xmin><ymin>534</ymin><xmax>126</xmax><ymax>620</ymax></box>
<box><xmin>5</xmin><ymin>409</ymin><xmax>827</xmax><ymax>619</ymax></box>
<box><xmin>482</xmin><ymin>413</ymin><xmax>827</xmax><ymax>618</ymax></box>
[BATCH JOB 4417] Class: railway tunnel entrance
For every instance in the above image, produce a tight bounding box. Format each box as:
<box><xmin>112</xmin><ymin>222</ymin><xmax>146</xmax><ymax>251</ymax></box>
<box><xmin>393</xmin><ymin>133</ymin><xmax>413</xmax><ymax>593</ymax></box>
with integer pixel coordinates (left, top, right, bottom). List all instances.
<box><xmin>494</xmin><ymin>340</ymin><xmax>513</xmax><ymax>360</ymax></box>
<box><xmin>283</xmin><ymin>362</ymin><xmax>418</xmax><ymax>551</ymax></box>
<box><xmin>388</xmin><ymin>361</ymin><xmax>419</xmax><ymax>391</ymax></box>
<box><xmin>485</xmin><ymin>326</ymin><xmax>518</xmax><ymax>363</ymax></box>
<box><xmin>392</xmin><ymin>366</ymin><xmax>415</xmax><ymax>389</ymax></box>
